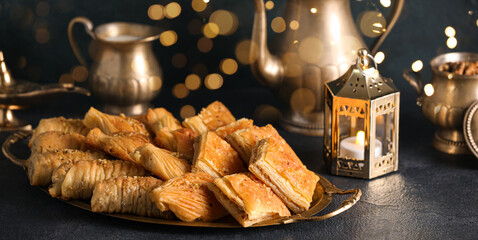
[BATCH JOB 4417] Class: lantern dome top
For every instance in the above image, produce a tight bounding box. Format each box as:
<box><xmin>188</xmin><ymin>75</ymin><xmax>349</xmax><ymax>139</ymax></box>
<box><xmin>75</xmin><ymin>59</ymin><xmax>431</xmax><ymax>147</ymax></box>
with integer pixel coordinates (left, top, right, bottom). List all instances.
<box><xmin>326</xmin><ymin>48</ymin><xmax>398</xmax><ymax>100</ymax></box>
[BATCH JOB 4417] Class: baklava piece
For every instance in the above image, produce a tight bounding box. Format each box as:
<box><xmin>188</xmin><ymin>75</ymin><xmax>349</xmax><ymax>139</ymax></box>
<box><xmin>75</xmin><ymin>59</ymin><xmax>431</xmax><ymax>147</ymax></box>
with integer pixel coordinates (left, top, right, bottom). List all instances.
<box><xmin>214</xmin><ymin>118</ymin><xmax>253</xmax><ymax>139</ymax></box>
<box><xmin>208</xmin><ymin>173</ymin><xmax>291</xmax><ymax>227</ymax></box>
<box><xmin>183</xmin><ymin>101</ymin><xmax>236</xmax><ymax>135</ymax></box>
<box><xmin>29</xmin><ymin>117</ymin><xmax>89</xmax><ymax>147</ymax></box>
<box><xmin>150</xmin><ymin>172</ymin><xmax>228</xmax><ymax>222</ymax></box>
<box><xmin>30</xmin><ymin>131</ymin><xmax>88</xmax><ymax>154</ymax></box>
<box><xmin>249</xmin><ymin>138</ymin><xmax>320</xmax><ymax>213</ymax></box>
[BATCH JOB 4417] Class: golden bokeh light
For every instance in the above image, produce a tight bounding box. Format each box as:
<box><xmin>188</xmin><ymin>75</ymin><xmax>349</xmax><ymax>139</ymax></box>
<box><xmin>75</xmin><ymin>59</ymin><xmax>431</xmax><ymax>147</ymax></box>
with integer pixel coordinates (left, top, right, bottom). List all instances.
<box><xmin>374</xmin><ymin>51</ymin><xmax>385</xmax><ymax>64</ymax></box>
<box><xmin>476</xmin><ymin>19</ymin><xmax>478</xmax><ymax>26</ymax></box>
<box><xmin>358</xmin><ymin>11</ymin><xmax>387</xmax><ymax>38</ymax></box>
<box><xmin>185</xmin><ymin>74</ymin><xmax>201</xmax><ymax>90</ymax></box>
<box><xmin>173</xmin><ymin>83</ymin><xmax>189</xmax><ymax>99</ymax></box>
<box><xmin>193</xmin><ymin>64</ymin><xmax>208</xmax><ymax>77</ymax></box>
<box><xmin>165</xmin><ymin>2</ymin><xmax>181</xmax><ymax>19</ymax></box>
<box><xmin>380</xmin><ymin>0</ymin><xmax>391</xmax><ymax>8</ymax></box>
<box><xmin>447</xmin><ymin>37</ymin><xmax>457</xmax><ymax>49</ymax></box>
<box><xmin>411</xmin><ymin>60</ymin><xmax>423</xmax><ymax>72</ymax></box>
<box><xmin>59</xmin><ymin>73</ymin><xmax>74</xmax><ymax>87</ymax></box>
<box><xmin>203</xmin><ymin>23</ymin><xmax>220</xmax><ymax>38</ymax></box>
<box><xmin>149</xmin><ymin>76</ymin><xmax>162</xmax><ymax>91</ymax></box>
<box><xmin>271</xmin><ymin>17</ymin><xmax>286</xmax><ymax>33</ymax></box>
<box><xmin>148</xmin><ymin>4</ymin><xmax>164</xmax><ymax>20</ymax></box>
<box><xmin>290</xmin><ymin>88</ymin><xmax>316</xmax><ymax>113</ymax></box>
<box><xmin>160</xmin><ymin>30</ymin><xmax>178</xmax><ymax>47</ymax></box>
<box><xmin>72</xmin><ymin>65</ymin><xmax>88</xmax><ymax>82</ymax></box>
<box><xmin>265</xmin><ymin>1</ymin><xmax>274</xmax><ymax>10</ymax></box>
<box><xmin>210</xmin><ymin>10</ymin><xmax>238</xmax><ymax>36</ymax></box>
<box><xmin>36</xmin><ymin>1</ymin><xmax>50</xmax><ymax>17</ymax></box>
<box><xmin>192</xmin><ymin>0</ymin><xmax>207</xmax><ymax>12</ymax></box>
<box><xmin>188</xmin><ymin>19</ymin><xmax>203</xmax><ymax>35</ymax></box>
<box><xmin>172</xmin><ymin>53</ymin><xmax>187</xmax><ymax>69</ymax></box>
<box><xmin>282</xmin><ymin>52</ymin><xmax>301</xmax><ymax>77</ymax></box>
<box><xmin>254</xmin><ymin>104</ymin><xmax>281</xmax><ymax>122</ymax></box>
<box><xmin>424</xmin><ymin>83</ymin><xmax>434</xmax><ymax>97</ymax></box>
<box><xmin>310</xmin><ymin>8</ymin><xmax>317</xmax><ymax>14</ymax></box>
<box><xmin>444</xmin><ymin>26</ymin><xmax>456</xmax><ymax>37</ymax></box>
<box><xmin>36</xmin><ymin>28</ymin><xmax>50</xmax><ymax>43</ymax></box>
<box><xmin>289</xmin><ymin>20</ymin><xmax>299</xmax><ymax>30</ymax></box>
<box><xmin>220</xmin><ymin>58</ymin><xmax>238</xmax><ymax>75</ymax></box>
<box><xmin>180</xmin><ymin>105</ymin><xmax>196</xmax><ymax>119</ymax></box>
<box><xmin>33</xmin><ymin>18</ymin><xmax>48</xmax><ymax>31</ymax></box>
<box><xmin>197</xmin><ymin>37</ymin><xmax>213</xmax><ymax>53</ymax></box>
<box><xmin>235</xmin><ymin>39</ymin><xmax>258</xmax><ymax>65</ymax></box>
<box><xmin>203</xmin><ymin>0</ymin><xmax>210</xmax><ymax>3</ymax></box>
<box><xmin>205</xmin><ymin>73</ymin><xmax>223</xmax><ymax>90</ymax></box>
<box><xmin>298</xmin><ymin>37</ymin><xmax>322</xmax><ymax>64</ymax></box>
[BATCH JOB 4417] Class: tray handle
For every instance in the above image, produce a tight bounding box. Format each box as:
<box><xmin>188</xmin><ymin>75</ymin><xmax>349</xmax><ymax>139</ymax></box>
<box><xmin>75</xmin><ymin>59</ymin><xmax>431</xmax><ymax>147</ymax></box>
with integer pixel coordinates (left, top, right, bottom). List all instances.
<box><xmin>283</xmin><ymin>186</ymin><xmax>362</xmax><ymax>224</ymax></box>
<box><xmin>2</xmin><ymin>131</ymin><xmax>31</xmax><ymax>168</ymax></box>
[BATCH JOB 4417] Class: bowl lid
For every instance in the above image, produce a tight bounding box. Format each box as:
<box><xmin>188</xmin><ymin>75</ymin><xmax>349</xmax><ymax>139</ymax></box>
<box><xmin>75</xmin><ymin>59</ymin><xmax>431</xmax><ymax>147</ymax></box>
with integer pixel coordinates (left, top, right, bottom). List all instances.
<box><xmin>463</xmin><ymin>100</ymin><xmax>478</xmax><ymax>159</ymax></box>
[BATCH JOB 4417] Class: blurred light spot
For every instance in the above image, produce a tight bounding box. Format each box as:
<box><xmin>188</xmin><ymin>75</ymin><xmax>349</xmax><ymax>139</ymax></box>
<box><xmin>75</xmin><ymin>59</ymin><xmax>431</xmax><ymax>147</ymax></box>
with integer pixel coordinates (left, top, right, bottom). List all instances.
<box><xmin>254</xmin><ymin>104</ymin><xmax>280</xmax><ymax>122</ymax></box>
<box><xmin>374</xmin><ymin>51</ymin><xmax>385</xmax><ymax>64</ymax></box>
<box><xmin>205</xmin><ymin>73</ymin><xmax>223</xmax><ymax>90</ymax></box>
<box><xmin>17</xmin><ymin>56</ymin><xmax>27</xmax><ymax>69</ymax></box>
<box><xmin>289</xmin><ymin>20</ymin><xmax>299</xmax><ymax>30</ymax></box>
<box><xmin>173</xmin><ymin>83</ymin><xmax>189</xmax><ymax>99</ymax></box>
<box><xmin>447</xmin><ymin>73</ymin><xmax>453</xmax><ymax>79</ymax></box>
<box><xmin>59</xmin><ymin>73</ymin><xmax>75</xmax><ymax>87</ymax></box>
<box><xmin>36</xmin><ymin>1</ymin><xmax>50</xmax><ymax>17</ymax></box>
<box><xmin>424</xmin><ymin>83</ymin><xmax>434</xmax><ymax>97</ymax></box>
<box><xmin>180</xmin><ymin>105</ymin><xmax>196</xmax><ymax>119</ymax></box>
<box><xmin>447</xmin><ymin>37</ymin><xmax>457</xmax><ymax>49</ymax></box>
<box><xmin>197</xmin><ymin>37</ymin><xmax>213</xmax><ymax>53</ymax></box>
<box><xmin>235</xmin><ymin>39</ymin><xmax>258</xmax><ymax>65</ymax></box>
<box><xmin>220</xmin><ymin>58</ymin><xmax>238</xmax><ymax>75</ymax></box>
<box><xmin>203</xmin><ymin>23</ymin><xmax>219</xmax><ymax>38</ymax></box>
<box><xmin>172</xmin><ymin>53</ymin><xmax>187</xmax><ymax>68</ymax></box>
<box><xmin>380</xmin><ymin>0</ymin><xmax>391</xmax><ymax>7</ymax></box>
<box><xmin>298</xmin><ymin>37</ymin><xmax>322</xmax><ymax>64</ymax></box>
<box><xmin>11</xmin><ymin>6</ymin><xmax>34</xmax><ymax>28</ymax></box>
<box><xmin>282</xmin><ymin>52</ymin><xmax>301</xmax><ymax>77</ymax></box>
<box><xmin>193</xmin><ymin>64</ymin><xmax>208</xmax><ymax>77</ymax></box>
<box><xmin>160</xmin><ymin>30</ymin><xmax>178</xmax><ymax>46</ymax></box>
<box><xmin>310</xmin><ymin>8</ymin><xmax>317</xmax><ymax>14</ymax></box>
<box><xmin>131</xmin><ymin>56</ymin><xmax>148</xmax><ymax>73</ymax></box>
<box><xmin>148</xmin><ymin>4</ymin><xmax>164</xmax><ymax>20</ymax></box>
<box><xmin>444</xmin><ymin>26</ymin><xmax>455</xmax><ymax>37</ymax></box>
<box><xmin>188</xmin><ymin>19</ymin><xmax>203</xmax><ymax>35</ymax></box>
<box><xmin>293</xmin><ymin>40</ymin><xmax>299</xmax><ymax>44</ymax></box>
<box><xmin>476</xmin><ymin>19</ymin><xmax>478</xmax><ymax>26</ymax></box>
<box><xmin>210</xmin><ymin>10</ymin><xmax>238</xmax><ymax>36</ymax></box>
<box><xmin>469</xmin><ymin>10</ymin><xmax>474</xmax><ymax>15</ymax></box>
<box><xmin>72</xmin><ymin>65</ymin><xmax>88</xmax><ymax>82</ymax></box>
<box><xmin>33</xmin><ymin>18</ymin><xmax>48</xmax><ymax>31</ymax></box>
<box><xmin>192</xmin><ymin>0</ymin><xmax>207</xmax><ymax>12</ymax></box>
<box><xmin>36</xmin><ymin>28</ymin><xmax>50</xmax><ymax>43</ymax></box>
<box><xmin>358</xmin><ymin>11</ymin><xmax>386</xmax><ymax>37</ymax></box>
<box><xmin>271</xmin><ymin>17</ymin><xmax>286</xmax><ymax>33</ymax></box>
<box><xmin>185</xmin><ymin>74</ymin><xmax>201</xmax><ymax>90</ymax></box>
<box><xmin>149</xmin><ymin>76</ymin><xmax>162</xmax><ymax>91</ymax></box>
<box><xmin>165</xmin><ymin>2</ymin><xmax>181</xmax><ymax>19</ymax></box>
<box><xmin>411</xmin><ymin>60</ymin><xmax>423</xmax><ymax>72</ymax></box>
<box><xmin>265</xmin><ymin>1</ymin><xmax>274</xmax><ymax>10</ymax></box>
<box><xmin>203</xmin><ymin>0</ymin><xmax>210</xmax><ymax>3</ymax></box>
<box><xmin>290</xmin><ymin>88</ymin><xmax>316</xmax><ymax>113</ymax></box>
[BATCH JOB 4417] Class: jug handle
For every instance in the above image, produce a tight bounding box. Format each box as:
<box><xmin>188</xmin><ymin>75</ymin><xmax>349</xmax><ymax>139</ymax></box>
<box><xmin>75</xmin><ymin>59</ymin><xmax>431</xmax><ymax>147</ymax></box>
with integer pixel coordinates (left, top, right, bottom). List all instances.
<box><xmin>370</xmin><ymin>0</ymin><xmax>405</xmax><ymax>55</ymax></box>
<box><xmin>403</xmin><ymin>68</ymin><xmax>424</xmax><ymax>106</ymax></box>
<box><xmin>68</xmin><ymin>17</ymin><xmax>96</xmax><ymax>67</ymax></box>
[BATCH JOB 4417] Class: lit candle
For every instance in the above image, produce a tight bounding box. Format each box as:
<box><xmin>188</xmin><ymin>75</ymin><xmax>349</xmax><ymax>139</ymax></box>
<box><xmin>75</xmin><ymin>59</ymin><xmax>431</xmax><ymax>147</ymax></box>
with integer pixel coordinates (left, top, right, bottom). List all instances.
<box><xmin>339</xmin><ymin>131</ymin><xmax>382</xmax><ymax>160</ymax></box>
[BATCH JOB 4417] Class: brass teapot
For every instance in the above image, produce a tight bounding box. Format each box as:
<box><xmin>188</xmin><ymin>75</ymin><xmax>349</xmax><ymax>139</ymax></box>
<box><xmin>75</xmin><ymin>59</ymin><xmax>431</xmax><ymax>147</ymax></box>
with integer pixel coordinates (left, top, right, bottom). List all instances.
<box><xmin>251</xmin><ymin>0</ymin><xmax>404</xmax><ymax>135</ymax></box>
<box><xmin>68</xmin><ymin>17</ymin><xmax>163</xmax><ymax>115</ymax></box>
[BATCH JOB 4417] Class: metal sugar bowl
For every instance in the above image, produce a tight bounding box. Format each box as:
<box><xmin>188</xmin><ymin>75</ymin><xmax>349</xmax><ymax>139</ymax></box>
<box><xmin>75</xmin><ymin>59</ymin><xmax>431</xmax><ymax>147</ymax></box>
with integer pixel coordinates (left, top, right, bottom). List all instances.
<box><xmin>68</xmin><ymin>17</ymin><xmax>163</xmax><ymax>115</ymax></box>
<box><xmin>324</xmin><ymin>49</ymin><xmax>400</xmax><ymax>179</ymax></box>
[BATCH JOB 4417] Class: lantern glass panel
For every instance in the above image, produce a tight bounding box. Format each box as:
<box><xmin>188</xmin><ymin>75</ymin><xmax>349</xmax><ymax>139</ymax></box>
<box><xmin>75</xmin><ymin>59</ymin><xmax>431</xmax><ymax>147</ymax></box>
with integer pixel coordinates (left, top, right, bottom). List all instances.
<box><xmin>375</xmin><ymin>110</ymin><xmax>394</xmax><ymax>159</ymax></box>
<box><xmin>324</xmin><ymin>102</ymin><xmax>332</xmax><ymax>153</ymax></box>
<box><xmin>338</xmin><ymin>114</ymin><xmax>365</xmax><ymax>160</ymax></box>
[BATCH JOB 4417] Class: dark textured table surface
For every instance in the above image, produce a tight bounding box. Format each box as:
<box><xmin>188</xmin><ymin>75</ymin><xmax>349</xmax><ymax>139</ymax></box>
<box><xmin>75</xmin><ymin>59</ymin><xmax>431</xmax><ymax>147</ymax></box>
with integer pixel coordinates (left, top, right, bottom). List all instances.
<box><xmin>0</xmin><ymin>88</ymin><xmax>477</xmax><ymax>239</ymax></box>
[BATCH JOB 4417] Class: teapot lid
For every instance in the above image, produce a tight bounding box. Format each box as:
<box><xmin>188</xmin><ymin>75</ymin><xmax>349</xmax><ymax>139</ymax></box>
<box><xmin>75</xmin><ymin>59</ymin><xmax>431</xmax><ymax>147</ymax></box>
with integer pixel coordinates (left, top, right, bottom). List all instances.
<box><xmin>326</xmin><ymin>48</ymin><xmax>399</xmax><ymax>100</ymax></box>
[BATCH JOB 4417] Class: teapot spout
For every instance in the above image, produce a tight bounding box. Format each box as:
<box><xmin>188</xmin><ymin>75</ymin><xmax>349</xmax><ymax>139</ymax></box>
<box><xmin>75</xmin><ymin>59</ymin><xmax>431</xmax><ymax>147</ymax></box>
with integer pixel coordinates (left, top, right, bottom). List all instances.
<box><xmin>251</xmin><ymin>0</ymin><xmax>283</xmax><ymax>88</ymax></box>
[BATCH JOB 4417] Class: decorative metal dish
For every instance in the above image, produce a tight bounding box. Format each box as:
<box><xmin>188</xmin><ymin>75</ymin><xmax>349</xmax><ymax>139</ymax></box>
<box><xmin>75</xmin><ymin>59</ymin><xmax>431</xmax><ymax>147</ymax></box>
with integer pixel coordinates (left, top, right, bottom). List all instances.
<box><xmin>2</xmin><ymin>130</ymin><xmax>361</xmax><ymax>228</ymax></box>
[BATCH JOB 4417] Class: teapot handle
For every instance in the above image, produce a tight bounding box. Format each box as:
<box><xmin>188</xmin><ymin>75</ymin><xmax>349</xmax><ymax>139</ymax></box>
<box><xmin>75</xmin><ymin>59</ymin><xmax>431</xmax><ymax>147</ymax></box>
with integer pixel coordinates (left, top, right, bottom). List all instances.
<box><xmin>68</xmin><ymin>16</ymin><xmax>96</xmax><ymax>67</ymax></box>
<box><xmin>370</xmin><ymin>0</ymin><xmax>405</xmax><ymax>55</ymax></box>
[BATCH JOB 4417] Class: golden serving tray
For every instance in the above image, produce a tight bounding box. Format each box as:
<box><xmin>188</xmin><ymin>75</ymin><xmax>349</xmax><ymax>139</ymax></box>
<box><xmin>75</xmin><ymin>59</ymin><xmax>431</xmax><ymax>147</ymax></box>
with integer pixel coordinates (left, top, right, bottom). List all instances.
<box><xmin>2</xmin><ymin>131</ymin><xmax>361</xmax><ymax>228</ymax></box>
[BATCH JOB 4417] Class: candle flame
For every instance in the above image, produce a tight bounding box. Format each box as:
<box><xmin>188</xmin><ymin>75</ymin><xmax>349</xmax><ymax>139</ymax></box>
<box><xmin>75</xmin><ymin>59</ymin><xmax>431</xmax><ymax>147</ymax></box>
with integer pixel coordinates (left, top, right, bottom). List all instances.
<box><xmin>356</xmin><ymin>131</ymin><xmax>365</xmax><ymax>146</ymax></box>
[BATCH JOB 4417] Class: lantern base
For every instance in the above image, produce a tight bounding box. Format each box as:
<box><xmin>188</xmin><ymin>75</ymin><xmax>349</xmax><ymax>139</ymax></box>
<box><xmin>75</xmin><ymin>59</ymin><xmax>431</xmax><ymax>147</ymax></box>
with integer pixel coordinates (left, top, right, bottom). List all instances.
<box><xmin>280</xmin><ymin>111</ymin><xmax>324</xmax><ymax>136</ymax></box>
<box><xmin>432</xmin><ymin>129</ymin><xmax>471</xmax><ymax>155</ymax></box>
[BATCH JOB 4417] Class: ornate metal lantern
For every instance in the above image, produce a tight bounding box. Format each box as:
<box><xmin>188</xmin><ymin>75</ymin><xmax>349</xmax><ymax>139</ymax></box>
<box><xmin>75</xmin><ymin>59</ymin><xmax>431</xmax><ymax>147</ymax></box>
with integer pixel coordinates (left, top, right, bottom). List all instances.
<box><xmin>324</xmin><ymin>49</ymin><xmax>400</xmax><ymax>179</ymax></box>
